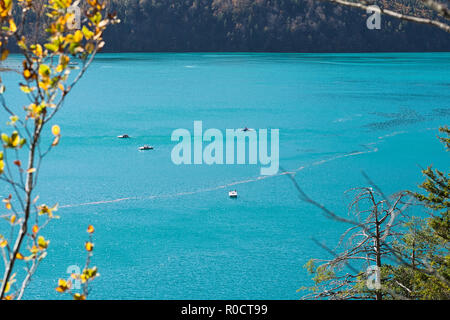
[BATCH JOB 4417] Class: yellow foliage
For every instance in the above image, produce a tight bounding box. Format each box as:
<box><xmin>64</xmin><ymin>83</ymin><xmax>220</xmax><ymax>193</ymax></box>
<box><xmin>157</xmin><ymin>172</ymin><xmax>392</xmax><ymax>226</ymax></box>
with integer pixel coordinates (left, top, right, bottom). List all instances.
<box><xmin>87</xmin><ymin>225</ymin><xmax>95</xmax><ymax>234</ymax></box>
<box><xmin>80</xmin><ymin>266</ymin><xmax>98</xmax><ymax>283</ymax></box>
<box><xmin>1</xmin><ymin>49</ymin><xmax>9</xmax><ymax>61</ymax></box>
<box><xmin>8</xmin><ymin>19</ymin><xmax>16</xmax><ymax>32</ymax></box>
<box><xmin>55</xmin><ymin>279</ymin><xmax>71</xmax><ymax>293</ymax></box>
<box><xmin>37</xmin><ymin>236</ymin><xmax>49</xmax><ymax>250</ymax></box>
<box><xmin>38</xmin><ymin>203</ymin><xmax>59</xmax><ymax>218</ymax></box>
<box><xmin>0</xmin><ymin>0</ymin><xmax>114</xmax><ymax>301</ymax></box>
<box><xmin>73</xmin><ymin>293</ymin><xmax>86</xmax><ymax>300</ymax></box>
<box><xmin>73</xmin><ymin>30</ymin><xmax>83</xmax><ymax>43</ymax></box>
<box><xmin>52</xmin><ymin>125</ymin><xmax>61</xmax><ymax>136</ymax></box>
<box><xmin>85</xmin><ymin>242</ymin><xmax>94</xmax><ymax>252</ymax></box>
<box><xmin>32</xmin><ymin>44</ymin><xmax>43</xmax><ymax>57</ymax></box>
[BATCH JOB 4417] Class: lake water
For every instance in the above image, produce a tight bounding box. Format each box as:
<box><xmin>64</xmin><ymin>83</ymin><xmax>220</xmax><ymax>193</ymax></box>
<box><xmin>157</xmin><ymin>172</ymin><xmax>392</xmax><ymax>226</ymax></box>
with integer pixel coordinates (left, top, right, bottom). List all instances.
<box><xmin>1</xmin><ymin>53</ymin><xmax>449</xmax><ymax>299</ymax></box>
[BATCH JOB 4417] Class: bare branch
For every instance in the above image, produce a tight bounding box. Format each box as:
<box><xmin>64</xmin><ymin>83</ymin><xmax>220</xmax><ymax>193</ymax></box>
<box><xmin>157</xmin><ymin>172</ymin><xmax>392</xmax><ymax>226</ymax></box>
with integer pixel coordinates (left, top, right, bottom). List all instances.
<box><xmin>323</xmin><ymin>0</ymin><xmax>450</xmax><ymax>33</ymax></box>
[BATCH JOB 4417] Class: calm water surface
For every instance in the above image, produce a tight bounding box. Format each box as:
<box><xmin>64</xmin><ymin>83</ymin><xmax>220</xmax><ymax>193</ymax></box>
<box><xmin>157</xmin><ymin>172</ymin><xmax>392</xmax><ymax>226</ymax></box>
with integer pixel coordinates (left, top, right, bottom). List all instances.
<box><xmin>1</xmin><ymin>52</ymin><xmax>449</xmax><ymax>299</ymax></box>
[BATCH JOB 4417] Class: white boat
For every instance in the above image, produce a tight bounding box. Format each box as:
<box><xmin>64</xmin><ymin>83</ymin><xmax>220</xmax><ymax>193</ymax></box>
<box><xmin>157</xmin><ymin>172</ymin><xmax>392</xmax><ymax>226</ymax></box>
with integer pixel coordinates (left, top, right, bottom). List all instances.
<box><xmin>118</xmin><ymin>134</ymin><xmax>130</xmax><ymax>139</ymax></box>
<box><xmin>229</xmin><ymin>190</ymin><xmax>238</xmax><ymax>198</ymax></box>
<box><xmin>139</xmin><ymin>145</ymin><xmax>154</xmax><ymax>151</ymax></box>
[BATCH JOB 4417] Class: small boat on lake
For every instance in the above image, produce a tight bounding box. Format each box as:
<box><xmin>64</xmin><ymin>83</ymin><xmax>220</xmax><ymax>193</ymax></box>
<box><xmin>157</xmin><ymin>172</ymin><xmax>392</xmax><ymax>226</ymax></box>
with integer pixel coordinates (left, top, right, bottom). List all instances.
<box><xmin>229</xmin><ymin>190</ymin><xmax>238</xmax><ymax>198</ymax></box>
<box><xmin>118</xmin><ymin>134</ymin><xmax>130</xmax><ymax>139</ymax></box>
<box><xmin>139</xmin><ymin>145</ymin><xmax>154</xmax><ymax>151</ymax></box>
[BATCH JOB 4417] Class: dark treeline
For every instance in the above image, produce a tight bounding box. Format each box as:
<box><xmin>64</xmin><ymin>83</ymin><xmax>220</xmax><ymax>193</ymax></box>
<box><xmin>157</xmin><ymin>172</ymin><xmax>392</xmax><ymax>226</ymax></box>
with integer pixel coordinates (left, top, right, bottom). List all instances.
<box><xmin>100</xmin><ymin>0</ymin><xmax>450</xmax><ymax>52</ymax></box>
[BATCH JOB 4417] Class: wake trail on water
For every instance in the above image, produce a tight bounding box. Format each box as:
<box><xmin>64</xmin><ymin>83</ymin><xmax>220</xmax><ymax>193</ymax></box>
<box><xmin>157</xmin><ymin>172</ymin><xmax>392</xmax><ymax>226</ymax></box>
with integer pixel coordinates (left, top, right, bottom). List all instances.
<box><xmin>59</xmin><ymin>144</ymin><xmax>379</xmax><ymax>210</ymax></box>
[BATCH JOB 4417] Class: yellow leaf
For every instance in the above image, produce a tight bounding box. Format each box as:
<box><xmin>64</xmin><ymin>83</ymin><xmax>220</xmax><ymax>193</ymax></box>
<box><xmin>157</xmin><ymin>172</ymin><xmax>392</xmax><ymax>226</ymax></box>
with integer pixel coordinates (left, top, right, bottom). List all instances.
<box><xmin>20</xmin><ymin>85</ymin><xmax>31</xmax><ymax>93</ymax></box>
<box><xmin>73</xmin><ymin>30</ymin><xmax>83</xmax><ymax>43</ymax></box>
<box><xmin>82</xmin><ymin>26</ymin><xmax>94</xmax><ymax>40</ymax></box>
<box><xmin>73</xmin><ymin>293</ymin><xmax>86</xmax><ymax>300</ymax></box>
<box><xmin>56</xmin><ymin>278</ymin><xmax>71</xmax><ymax>293</ymax></box>
<box><xmin>9</xmin><ymin>19</ymin><xmax>16</xmax><ymax>33</ymax></box>
<box><xmin>1</xmin><ymin>49</ymin><xmax>9</xmax><ymax>61</ymax></box>
<box><xmin>85</xmin><ymin>242</ymin><xmax>94</xmax><ymax>252</ymax></box>
<box><xmin>87</xmin><ymin>225</ymin><xmax>95</xmax><ymax>234</ymax></box>
<box><xmin>58</xmin><ymin>279</ymin><xmax>67</xmax><ymax>287</ymax></box>
<box><xmin>23</xmin><ymin>69</ymin><xmax>31</xmax><ymax>79</ymax></box>
<box><xmin>52</xmin><ymin>125</ymin><xmax>60</xmax><ymax>136</ymax></box>
<box><xmin>33</xmin><ymin>44</ymin><xmax>43</xmax><ymax>57</ymax></box>
<box><xmin>27</xmin><ymin>168</ymin><xmax>36</xmax><ymax>173</ymax></box>
<box><xmin>37</xmin><ymin>236</ymin><xmax>49</xmax><ymax>249</ymax></box>
<box><xmin>11</xmin><ymin>132</ymin><xmax>20</xmax><ymax>147</ymax></box>
<box><xmin>38</xmin><ymin>64</ymin><xmax>50</xmax><ymax>77</ymax></box>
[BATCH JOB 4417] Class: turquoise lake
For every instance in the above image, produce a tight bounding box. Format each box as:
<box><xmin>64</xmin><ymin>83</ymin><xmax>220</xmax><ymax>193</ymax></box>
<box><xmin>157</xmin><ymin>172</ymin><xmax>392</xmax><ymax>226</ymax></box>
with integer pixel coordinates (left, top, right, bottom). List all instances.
<box><xmin>0</xmin><ymin>52</ymin><xmax>449</xmax><ymax>299</ymax></box>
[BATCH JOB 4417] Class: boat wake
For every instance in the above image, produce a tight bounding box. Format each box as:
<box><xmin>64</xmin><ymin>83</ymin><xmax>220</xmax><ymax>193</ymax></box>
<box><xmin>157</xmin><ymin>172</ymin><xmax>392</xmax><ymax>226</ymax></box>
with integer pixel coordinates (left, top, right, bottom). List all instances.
<box><xmin>60</xmin><ymin>143</ymin><xmax>379</xmax><ymax>210</ymax></box>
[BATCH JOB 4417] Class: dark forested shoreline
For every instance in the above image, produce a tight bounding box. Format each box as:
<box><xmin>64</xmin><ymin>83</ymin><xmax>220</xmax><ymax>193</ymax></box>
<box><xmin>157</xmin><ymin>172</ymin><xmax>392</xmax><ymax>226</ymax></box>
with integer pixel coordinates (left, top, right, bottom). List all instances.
<box><xmin>99</xmin><ymin>0</ymin><xmax>450</xmax><ymax>53</ymax></box>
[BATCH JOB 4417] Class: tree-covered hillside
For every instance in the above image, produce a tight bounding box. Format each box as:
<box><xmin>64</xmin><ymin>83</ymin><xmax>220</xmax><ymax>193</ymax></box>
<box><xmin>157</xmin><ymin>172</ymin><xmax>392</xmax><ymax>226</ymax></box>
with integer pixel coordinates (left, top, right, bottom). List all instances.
<box><xmin>101</xmin><ymin>0</ymin><xmax>450</xmax><ymax>52</ymax></box>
